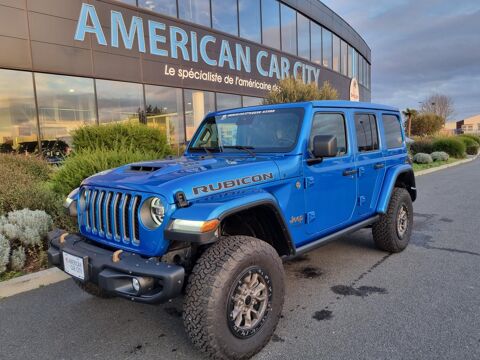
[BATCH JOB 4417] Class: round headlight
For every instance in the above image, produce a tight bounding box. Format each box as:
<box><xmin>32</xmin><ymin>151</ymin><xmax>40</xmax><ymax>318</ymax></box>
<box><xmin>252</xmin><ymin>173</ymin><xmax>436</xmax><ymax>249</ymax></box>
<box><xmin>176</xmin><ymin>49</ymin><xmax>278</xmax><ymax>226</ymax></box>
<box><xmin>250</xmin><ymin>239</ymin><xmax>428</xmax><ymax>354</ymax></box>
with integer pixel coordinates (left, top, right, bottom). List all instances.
<box><xmin>140</xmin><ymin>197</ymin><xmax>165</xmax><ymax>229</ymax></box>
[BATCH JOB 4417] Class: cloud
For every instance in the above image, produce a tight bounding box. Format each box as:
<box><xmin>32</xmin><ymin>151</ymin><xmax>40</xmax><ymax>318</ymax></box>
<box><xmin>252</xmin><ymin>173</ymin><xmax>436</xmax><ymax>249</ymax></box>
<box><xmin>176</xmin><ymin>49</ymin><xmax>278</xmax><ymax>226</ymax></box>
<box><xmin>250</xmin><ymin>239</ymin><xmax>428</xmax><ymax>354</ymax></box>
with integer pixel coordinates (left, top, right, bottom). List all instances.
<box><xmin>321</xmin><ymin>0</ymin><xmax>480</xmax><ymax>120</ymax></box>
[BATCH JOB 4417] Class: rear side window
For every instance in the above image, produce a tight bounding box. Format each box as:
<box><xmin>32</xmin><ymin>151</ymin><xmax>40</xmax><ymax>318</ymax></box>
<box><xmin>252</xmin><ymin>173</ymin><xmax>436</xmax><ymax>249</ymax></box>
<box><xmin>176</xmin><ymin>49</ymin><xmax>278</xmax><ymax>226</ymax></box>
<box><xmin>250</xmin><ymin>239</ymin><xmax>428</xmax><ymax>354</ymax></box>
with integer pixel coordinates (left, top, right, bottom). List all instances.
<box><xmin>354</xmin><ymin>114</ymin><xmax>379</xmax><ymax>152</ymax></box>
<box><xmin>382</xmin><ymin>114</ymin><xmax>403</xmax><ymax>149</ymax></box>
<box><xmin>309</xmin><ymin>113</ymin><xmax>347</xmax><ymax>156</ymax></box>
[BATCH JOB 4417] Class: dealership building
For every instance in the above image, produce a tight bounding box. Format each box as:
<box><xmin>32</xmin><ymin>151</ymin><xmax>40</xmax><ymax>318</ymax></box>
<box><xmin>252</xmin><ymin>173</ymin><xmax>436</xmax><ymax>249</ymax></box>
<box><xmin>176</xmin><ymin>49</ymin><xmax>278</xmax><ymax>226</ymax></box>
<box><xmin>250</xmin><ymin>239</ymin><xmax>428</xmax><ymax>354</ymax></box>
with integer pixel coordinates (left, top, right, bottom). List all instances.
<box><xmin>0</xmin><ymin>0</ymin><xmax>371</xmax><ymax>154</ymax></box>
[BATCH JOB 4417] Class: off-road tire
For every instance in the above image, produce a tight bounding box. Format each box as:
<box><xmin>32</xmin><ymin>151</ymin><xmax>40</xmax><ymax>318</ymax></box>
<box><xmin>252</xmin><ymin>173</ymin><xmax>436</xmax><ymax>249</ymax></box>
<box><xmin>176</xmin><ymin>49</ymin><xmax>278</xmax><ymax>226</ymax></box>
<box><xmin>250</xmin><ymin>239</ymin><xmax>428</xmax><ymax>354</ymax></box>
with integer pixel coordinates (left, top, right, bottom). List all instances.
<box><xmin>73</xmin><ymin>279</ymin><xmax>114</xmax><ymax>299</ymax></box>
<box><xmin>183</xmin><ymin>236</ymin><xmax>285</xmax><ymax>360</ymax></box>
<box><xmin>372</xmin><ymin>187</ymin><xmax>413</xmax><ymax>253</ymax></box>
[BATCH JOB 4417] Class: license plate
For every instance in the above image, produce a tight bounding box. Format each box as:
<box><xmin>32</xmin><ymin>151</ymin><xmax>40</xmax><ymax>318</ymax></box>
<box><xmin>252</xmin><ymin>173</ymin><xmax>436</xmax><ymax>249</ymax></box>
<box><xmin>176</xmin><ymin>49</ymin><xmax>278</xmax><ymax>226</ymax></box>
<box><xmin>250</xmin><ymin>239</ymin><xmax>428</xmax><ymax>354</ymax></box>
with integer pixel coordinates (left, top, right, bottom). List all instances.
<box><xmin>63</xmin><ymin>252</ymin><xmax>86</xmax><ymax>280</ymax></box>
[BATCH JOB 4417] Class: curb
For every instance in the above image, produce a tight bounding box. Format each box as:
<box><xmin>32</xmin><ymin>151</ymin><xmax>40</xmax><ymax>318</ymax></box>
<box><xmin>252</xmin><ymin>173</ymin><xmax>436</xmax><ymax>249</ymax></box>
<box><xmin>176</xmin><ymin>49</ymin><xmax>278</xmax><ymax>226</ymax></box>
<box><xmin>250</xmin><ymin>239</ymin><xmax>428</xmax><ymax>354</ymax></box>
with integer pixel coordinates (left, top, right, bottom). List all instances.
<box><xmin>415</xmin><ymin>156</ymin><xmax>477</xmax><ymax>177</ymax></box>
<box><xmin>0</xmin><ymin>267</ymin><xmax>69</xmax><ymax>299</ymax></box>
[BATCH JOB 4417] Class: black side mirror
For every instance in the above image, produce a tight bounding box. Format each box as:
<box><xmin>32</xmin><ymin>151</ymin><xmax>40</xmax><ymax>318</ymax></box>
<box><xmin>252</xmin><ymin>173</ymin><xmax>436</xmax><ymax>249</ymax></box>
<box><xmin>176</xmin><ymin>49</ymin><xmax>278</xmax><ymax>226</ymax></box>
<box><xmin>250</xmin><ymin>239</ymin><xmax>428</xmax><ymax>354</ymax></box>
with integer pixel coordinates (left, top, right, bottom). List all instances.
<box><xmin>312</xmin><ymin>135</ymin><xmax>338</xmax><ymax>158</ymax></box>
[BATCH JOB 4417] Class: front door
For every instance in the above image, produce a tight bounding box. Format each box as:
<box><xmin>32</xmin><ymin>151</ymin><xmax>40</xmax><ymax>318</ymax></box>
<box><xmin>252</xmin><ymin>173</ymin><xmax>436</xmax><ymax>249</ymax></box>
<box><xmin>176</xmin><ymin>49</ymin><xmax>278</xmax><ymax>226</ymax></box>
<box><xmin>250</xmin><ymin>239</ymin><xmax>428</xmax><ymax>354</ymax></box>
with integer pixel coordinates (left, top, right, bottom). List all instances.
<box><xmin>353</xmin><ymin>113</ymin><xmax>386</xmax><ymax>217</ymax></box>
<box><xmin>304</xmin><ymin>111</ymin><xmax>357</xmax><ymax>237</ymax></box>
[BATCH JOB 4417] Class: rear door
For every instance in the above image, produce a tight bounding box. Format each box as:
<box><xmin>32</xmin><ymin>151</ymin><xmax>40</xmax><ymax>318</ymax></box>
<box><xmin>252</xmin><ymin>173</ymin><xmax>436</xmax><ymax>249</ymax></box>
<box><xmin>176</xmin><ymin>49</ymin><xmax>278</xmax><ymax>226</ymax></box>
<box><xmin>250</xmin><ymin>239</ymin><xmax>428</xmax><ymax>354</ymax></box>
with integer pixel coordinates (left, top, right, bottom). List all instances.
<box><xmin>303</xmin><ymin>111</ymin><xmax>357</xmax><ymax>237</ymax></box>
<box><xmin>353</xmin><ymin>113</ymin><xmax>386</xmax><ymax>217</ymax></box>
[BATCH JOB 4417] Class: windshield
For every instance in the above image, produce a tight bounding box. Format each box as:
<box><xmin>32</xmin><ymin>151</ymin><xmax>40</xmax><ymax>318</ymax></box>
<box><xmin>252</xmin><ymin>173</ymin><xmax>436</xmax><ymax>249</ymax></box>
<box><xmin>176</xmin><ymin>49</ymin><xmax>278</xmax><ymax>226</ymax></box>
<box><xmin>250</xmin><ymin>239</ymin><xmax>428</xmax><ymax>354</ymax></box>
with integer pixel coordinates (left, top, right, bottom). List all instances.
<box><xmin>189</xmin><ymin>108</ymin><xmax>304</xmax><ymax>153</ymax></box>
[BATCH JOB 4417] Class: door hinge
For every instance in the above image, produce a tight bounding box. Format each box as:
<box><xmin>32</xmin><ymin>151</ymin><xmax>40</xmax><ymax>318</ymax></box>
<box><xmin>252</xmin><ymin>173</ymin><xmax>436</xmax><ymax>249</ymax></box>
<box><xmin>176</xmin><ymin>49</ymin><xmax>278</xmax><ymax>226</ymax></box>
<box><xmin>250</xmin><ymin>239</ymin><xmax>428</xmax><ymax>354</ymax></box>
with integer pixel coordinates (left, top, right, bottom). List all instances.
<box><xmin>358</xmin><ymin>166</ymin><xmax>366</xmax><ymax>177</ymax></box>
<box><xmin>358</xmin><ymin>196</ymin><xmax>367</xmax><ymax>206</ymax></box>
<box><xmin>304</xmin><ymin>177</ymin><xmax>315</xmax><ymax>188</ymax></box>
<box><xmin>306</xmin><ymin>211</ymin><xmax>316</xmax><ymax>224</ymax></box>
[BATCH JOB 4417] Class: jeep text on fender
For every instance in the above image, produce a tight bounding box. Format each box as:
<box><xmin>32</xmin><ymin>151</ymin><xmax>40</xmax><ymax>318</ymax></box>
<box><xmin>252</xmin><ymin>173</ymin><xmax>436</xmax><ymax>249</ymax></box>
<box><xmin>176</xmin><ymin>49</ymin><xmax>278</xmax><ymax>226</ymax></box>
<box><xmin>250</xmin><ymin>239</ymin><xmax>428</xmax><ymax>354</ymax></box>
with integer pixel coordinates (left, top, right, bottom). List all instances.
<box><xmin>48</xmin><ymin>101</ymin><xmax>416</xmax><ymax>360</ymax></box>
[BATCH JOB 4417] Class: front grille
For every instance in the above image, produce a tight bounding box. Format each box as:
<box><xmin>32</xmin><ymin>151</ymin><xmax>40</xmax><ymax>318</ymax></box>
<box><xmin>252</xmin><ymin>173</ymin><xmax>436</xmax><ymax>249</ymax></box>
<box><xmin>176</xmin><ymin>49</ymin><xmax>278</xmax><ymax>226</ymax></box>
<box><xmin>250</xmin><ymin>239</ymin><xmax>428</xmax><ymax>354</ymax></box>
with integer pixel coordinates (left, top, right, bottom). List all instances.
<box><xmin>82</xmin><ymin>188</ymin><xmax>141</xmax><ymax>245</ymax></box>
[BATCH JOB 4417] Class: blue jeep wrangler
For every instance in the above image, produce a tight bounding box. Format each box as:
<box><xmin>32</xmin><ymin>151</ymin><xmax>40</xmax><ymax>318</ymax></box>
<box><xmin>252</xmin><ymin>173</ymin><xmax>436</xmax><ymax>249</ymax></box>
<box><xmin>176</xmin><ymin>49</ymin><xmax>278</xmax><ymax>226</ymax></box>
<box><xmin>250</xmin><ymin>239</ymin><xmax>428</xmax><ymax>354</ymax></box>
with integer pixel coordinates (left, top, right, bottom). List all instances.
<box><xmin>48</xmin><ymin>101</ymin><xmax>416</xmax><ymax>359</ymax></box>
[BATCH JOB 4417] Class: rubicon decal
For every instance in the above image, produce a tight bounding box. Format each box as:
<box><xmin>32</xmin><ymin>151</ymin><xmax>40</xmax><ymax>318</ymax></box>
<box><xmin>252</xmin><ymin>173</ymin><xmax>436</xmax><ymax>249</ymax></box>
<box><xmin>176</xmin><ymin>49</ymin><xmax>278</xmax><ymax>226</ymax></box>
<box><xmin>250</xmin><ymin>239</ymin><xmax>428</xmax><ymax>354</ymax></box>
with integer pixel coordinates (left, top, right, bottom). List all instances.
<box><xmin>193</xmin><ymin>173</ymin><xmax>274</xmax><ymax>195</ymax></box>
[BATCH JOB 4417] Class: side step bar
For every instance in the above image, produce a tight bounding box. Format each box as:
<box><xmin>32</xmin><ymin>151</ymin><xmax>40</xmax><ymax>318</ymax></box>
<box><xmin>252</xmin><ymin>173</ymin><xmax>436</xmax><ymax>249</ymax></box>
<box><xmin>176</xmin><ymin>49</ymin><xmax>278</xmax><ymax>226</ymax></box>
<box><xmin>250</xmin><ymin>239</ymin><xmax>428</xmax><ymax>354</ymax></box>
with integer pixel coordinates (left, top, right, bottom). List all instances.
<box><xmin>284</xmin><ymin>215</ymin><xmax>380</xmax><ymax>261</ymax></box>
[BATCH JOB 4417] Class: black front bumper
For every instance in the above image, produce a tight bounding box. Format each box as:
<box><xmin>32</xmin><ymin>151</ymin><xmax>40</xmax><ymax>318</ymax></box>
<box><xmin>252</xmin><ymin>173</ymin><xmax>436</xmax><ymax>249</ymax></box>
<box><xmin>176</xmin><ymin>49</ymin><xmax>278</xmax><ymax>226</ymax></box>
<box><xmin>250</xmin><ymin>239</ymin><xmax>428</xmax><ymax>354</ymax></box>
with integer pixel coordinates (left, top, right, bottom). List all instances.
<box><xmin>47</xmin><ymin>229</ymin><xmax>185</xmax><ymax>304</ymax></box>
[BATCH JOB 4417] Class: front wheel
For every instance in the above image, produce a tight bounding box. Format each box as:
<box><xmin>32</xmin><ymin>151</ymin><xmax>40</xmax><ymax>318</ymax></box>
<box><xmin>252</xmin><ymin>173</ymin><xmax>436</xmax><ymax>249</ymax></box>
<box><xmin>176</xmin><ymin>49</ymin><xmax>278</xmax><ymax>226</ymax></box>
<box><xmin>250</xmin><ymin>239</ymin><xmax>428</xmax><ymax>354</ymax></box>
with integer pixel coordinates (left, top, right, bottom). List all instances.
<box><xmin>183</xmin><ymin>236</ymin><xmax>285</xmax><ymax>360</ymax></box>
<box><xmin>372</xmin><ymin>187</ymin><xmax>413</xmax><ymax>253</ymax></box>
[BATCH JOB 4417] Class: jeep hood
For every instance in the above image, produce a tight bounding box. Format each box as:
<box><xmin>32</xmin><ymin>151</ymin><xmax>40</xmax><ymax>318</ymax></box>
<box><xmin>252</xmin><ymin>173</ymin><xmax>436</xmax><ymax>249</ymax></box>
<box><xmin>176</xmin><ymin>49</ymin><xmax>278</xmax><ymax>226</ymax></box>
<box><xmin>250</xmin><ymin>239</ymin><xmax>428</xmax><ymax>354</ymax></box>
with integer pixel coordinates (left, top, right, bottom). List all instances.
<box><xmin>82</xmin><ymin>156</ymin><xmax>281</xmax><ymax>203</ymax></box>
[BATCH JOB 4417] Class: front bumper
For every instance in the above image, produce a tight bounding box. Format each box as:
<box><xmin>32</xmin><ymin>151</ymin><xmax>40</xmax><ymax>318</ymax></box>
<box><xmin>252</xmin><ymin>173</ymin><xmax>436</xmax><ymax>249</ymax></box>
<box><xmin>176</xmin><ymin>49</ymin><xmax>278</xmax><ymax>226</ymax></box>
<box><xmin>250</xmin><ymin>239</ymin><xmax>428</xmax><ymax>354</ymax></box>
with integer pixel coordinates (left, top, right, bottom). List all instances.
<box><xmin>47</xmin><ymin>229</ymin><xmax>185</xmax><ymax>304</ymax></box>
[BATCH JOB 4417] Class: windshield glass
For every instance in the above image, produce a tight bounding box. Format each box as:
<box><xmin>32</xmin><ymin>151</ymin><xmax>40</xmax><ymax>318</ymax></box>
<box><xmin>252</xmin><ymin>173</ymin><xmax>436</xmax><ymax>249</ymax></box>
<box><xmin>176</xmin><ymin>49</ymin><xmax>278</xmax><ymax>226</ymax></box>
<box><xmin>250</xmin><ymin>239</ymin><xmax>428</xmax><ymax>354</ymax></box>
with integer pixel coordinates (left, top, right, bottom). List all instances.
<box><xmin>189</xmin><ymin>108</ymin><xmax>304</xmax><ymax>153</ymax></box>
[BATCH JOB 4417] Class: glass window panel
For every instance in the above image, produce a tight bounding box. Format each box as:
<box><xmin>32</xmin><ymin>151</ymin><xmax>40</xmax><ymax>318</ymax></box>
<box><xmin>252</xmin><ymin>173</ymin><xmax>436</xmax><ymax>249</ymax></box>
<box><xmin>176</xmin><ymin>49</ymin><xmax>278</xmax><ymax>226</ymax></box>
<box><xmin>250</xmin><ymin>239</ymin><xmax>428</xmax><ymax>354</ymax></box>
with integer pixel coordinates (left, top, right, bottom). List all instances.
<box><xmin>139</xmin><ymin>0</ymin><xmax>176</xmax><ymax>17</ymax></box>
<box><xmin>211</xmin><ymin>0</ymin><xmax>238</xmax><ymax>36</ymax></box>
<box><xmin>355</xmin><ymin>114</ymin><xmax>379</xmax><ymax>152</ymax></box>
<box><xmin>0</xmin><ymin>69</ymin><xmax>37</xmax><ymax>154</ymax></box>
<box><xmin>348</xmin><ymin>46</ymin><xmax>353</xmax><ymax>78</ymax></box>
<box><xmin>216</xmin><ymin>93</ymin><xmax>242</xmax><ymax>111</ymax></box>
<box><xmin>280</xmin><ymin>4</ymin><xmax>296</xmax><ymax>55</ymax></box>
<box><xmin>35</xmin><ymin>73</ymin><xmax>96</xmax><ymax>146</ymax></box>
<box><xmin>382</xmin><ymin>114</ymin><xmax>403</xmax><ymax>149</ymax></box>
<box><xmin>354</xmin><ymin>49</ymin><xmax>359</xmax><ymax>81</ymax></box>
<box><xmin>322</xmin><ymin>28</ymin><xmax>332</xmax><ymax>68</ymax></box>
<box><xmin>243</xmin><ymin>96</ymin><xmax>263</xmax><ymax>107</ymax></box>
<box><xmin>145</xmin><ymin>85</ymin><xmax>184</xmax><ymax>146</ymax></box>
<box><xmin>184</xmin><ymin>89</ymin><xmax>215</xmax><ymax>140</ymax></box>
<box><xmin>310</xmin><ymin>23</ymin><xmax>322</xmax><ymax>65</ymax></box>
<box><xmin>178</xmin><ymin>0</ymin><xmax>211</xmax><ymax>27</ymax></box>
<box><xmin>262</xmin><ymin>0</ymin><xmax>280</xmax><ymax>50</ymax></box>
<box><xmin>297</xmin><ymin>14</ymin><xmax>310</xmax><ymax>60</ymax></box>
<box><xmin>340</xmin><ymin>40</ymin><xmax>348</xmax><ymax>76</ymax></box>
<box><xmin>96</xmin><ymin>80</ymin><xmax>143</xmax><ymax>124</ymax></box>
<box><xmin>332</xmin><ymin>34</ymin><xmax>340</xmax><ymax>72</ymax></box>
<box><xmin>239</xmin><ymin>0</ymin><xmax>261</xmax><ymax>43</ymax></box>
<box><xmin>310</xmin><ymin>113</ymin><xmax>347</xmax><ymax>156</ymax></box>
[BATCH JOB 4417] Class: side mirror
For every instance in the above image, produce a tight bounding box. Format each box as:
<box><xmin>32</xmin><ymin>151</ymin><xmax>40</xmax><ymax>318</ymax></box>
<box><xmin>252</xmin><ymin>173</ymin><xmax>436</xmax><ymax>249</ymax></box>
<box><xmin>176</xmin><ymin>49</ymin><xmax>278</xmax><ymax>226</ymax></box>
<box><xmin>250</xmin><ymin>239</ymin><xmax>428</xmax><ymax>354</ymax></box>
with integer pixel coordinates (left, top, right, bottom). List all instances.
<box><xmin>312</xmin><ymin>135</ymin><xmax>338</xmax><ymax>158</ymax></box>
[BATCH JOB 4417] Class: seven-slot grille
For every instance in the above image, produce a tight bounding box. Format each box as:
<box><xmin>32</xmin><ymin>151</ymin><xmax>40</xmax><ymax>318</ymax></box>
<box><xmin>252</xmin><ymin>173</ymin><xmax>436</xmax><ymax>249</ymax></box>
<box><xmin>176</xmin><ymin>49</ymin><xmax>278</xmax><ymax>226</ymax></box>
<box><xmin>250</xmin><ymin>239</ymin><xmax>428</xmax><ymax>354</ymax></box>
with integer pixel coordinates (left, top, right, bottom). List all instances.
<box><xmin>82</xmin><ymin>188</ymin><xmax>142</xmax><ymax>245</ymax></box>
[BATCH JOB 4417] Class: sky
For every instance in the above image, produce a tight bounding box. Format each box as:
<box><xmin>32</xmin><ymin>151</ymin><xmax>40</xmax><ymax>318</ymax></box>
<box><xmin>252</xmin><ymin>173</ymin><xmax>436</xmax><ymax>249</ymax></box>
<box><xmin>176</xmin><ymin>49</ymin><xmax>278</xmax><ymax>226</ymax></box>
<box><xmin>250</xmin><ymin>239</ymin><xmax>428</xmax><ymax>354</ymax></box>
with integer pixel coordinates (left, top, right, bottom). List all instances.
<box><xmin>321</xmin><ymin>0</ymin><xmax>480</xmax><ymax>121</ymax></box>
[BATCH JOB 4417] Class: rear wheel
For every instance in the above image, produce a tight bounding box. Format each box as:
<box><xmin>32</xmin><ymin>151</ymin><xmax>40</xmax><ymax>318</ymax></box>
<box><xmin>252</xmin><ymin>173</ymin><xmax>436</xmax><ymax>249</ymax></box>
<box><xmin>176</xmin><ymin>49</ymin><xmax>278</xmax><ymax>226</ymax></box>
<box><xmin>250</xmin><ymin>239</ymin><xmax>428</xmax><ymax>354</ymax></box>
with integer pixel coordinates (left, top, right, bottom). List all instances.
<box><xmin>372</xmin><ymin>187</ymin><xmax>413</xmax><ymax>253</ymax></box>
<box><xmin>183</xmin><ymin>236</ymin><xmax>285</xmax><ymax>360</ymax></box>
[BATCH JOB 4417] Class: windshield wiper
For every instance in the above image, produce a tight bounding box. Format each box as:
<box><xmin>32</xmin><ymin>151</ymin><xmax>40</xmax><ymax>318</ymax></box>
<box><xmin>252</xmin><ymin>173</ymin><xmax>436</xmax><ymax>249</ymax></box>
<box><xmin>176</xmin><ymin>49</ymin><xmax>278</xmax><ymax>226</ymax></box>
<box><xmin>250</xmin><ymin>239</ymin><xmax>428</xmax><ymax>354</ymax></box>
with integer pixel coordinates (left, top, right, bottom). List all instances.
<box><xmin>222</xmin><ymin>146</ymin><xmax>256</xmax><ymax>157</ymax></box>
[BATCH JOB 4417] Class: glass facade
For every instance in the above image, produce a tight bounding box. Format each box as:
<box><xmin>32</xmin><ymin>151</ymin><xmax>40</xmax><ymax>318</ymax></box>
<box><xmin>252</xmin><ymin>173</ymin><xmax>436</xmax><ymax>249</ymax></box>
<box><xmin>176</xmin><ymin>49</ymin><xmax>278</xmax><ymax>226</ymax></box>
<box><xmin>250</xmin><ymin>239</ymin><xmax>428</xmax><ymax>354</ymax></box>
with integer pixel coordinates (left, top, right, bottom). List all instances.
<box><xmin>297</xmin><ymin>13</ymin><xmax>310</xmax><ymax>60</ymax></box>
<box><xmin>340</xmin><ymin>40</ymin><xmax>348</xmax><ymax>76</ymax></box>
<box><xmin>322</xmin><ymin>28</ymin><xmax>332</xmax><ymax>69</ymax></box>
<box><xmin>243</xmin><ymin>96</ymin><xmax>263</xmax><ymax>107</ymax></box>
<box><xmin>96</xmin><ymin>80</ymin><xmax>143</xmax><ymax>124</ymax></box>
<box><xmin>35</xmin><ymin>73</ymin><xmax>96</xmax><ymax>145</ymax></box>
<box><xmin>184</xmin><ymin>89</ymin><xmax>215</xmax><ymax>140</ymax></box>
<box><xmin>211</xmin><ymin>0</ymin><xmax>238</xmax><ymax>36</ymax></box>
<box><xmin>0</xmin><ymin>69</ymin><xmax>37</xmax><ymax>153</ymax></box>
<box><xmin>262</xmin><ymin>0</ymin><xmax>281</xmax><ymax>50</ymax></box>
<box><xmin>281</xmin><ymin>4</ymin><xmax>297</xmax><ymax>55</ymax></box>
<box><xmin>239</xmin><ymin>0</ymin><xmax>261</xmax><ymax>43</ymax></box>
<box><xmin>178</xmin><ymin>0</ymin><xmax>211</xmax><ymax>27</ymax></box>
<box><xmin>332</xmin><ymin>34</ymin><xmax>340</xmax><ymax>73</ymax></box>
<box><xmin>216</xmin><ymin>93</ymin><xmax>242</xmax><ymax>111</ymax></box>
<box><xmin>138</xmin><ymin>0</ymin><xmax>176</xmax><ymax>17</ymax></box>
<box><xmin>311</xmin><ymin>23</ymin><xmax>322</xmax><ymax>66</ymax></box>
<box><xmin>145</xmin><ymin>85</ymin><xmax>184</xmax><ymax>145</ymax></box>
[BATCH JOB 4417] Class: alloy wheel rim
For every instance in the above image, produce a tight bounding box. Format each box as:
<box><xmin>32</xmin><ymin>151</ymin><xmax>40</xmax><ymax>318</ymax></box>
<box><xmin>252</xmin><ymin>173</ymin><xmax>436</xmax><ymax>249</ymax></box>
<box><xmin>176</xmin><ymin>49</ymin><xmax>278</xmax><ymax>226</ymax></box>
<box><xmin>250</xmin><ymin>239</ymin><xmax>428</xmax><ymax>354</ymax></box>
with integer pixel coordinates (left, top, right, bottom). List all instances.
<box><xmin>397</xmin><ymin>204</ymin><xmax>409</xmax><ymax>238</ymax></box>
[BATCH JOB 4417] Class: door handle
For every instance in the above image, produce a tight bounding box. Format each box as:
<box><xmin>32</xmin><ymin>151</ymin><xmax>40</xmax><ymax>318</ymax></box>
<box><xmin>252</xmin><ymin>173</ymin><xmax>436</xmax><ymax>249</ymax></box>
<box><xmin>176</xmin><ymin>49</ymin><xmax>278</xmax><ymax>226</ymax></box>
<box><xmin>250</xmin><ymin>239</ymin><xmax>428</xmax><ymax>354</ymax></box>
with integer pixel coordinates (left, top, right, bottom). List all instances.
<box><xmin>343</xmin><ymin>169</ymin><xmax>357</xmax><ymax>177</ymax></box>
<box><xmin>374</xmin><ymin>163</ymin><xmax>385</xmax><ymax>170</ymax></box>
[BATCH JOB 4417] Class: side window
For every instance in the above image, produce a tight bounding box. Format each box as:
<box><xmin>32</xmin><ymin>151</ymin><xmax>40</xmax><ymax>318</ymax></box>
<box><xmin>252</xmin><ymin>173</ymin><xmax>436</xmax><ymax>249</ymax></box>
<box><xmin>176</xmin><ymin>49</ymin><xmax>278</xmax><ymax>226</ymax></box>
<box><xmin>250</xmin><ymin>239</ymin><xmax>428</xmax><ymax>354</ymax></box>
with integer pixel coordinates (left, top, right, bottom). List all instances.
<box><xmin>382</xmin><ymin>114</ymin><xmax>403</xmax><ymax>149</ymax></box>
<box><xmin>309</xmin><ymin>113</ymin><xmax>347</xmax><ymax>156</ymax></box>
<box><xmin>354</xmin><ymin>113</ymin><xmax>379</xmax><ymax>152</ymax></box>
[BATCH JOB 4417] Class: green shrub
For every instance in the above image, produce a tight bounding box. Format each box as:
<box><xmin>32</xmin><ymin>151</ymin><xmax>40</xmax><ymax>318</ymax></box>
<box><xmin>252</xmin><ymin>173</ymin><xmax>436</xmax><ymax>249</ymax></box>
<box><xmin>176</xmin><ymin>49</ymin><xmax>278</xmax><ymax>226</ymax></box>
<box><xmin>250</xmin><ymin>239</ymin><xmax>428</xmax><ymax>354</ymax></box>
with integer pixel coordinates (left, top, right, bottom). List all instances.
<box><xmin>51</xmin><ymin>147</ymin><xmax>165</xmax><ymax>196</ymax></box>
<box><xmin>432</xmin><ymin>137</ymin><xmax>466</xmax><ymax>158</ymax></box>
<box><xmin>0</xmin><ymin>234</ymin><xmax>9</xmax><ymax>274</ymax></box>
<box><xmin>431</xmin><ymin>151</ymin><xmax>449</xmax><ymax>162</ymax></box>
<box><xmin>72</xmin><ymin>122</ymin><xmax>172</xmax><ymax>154</ymax></box>
<box><xmin>457</xmin><ymin>136</ymin><xmax>479</xmax><ymax>155</ymax></box>
<box><xmin>413</xmin><ymin>153</ymin><xmax>433</xmax><ymax>164</ymax></box>
<box><xmin>460</xmin><ymin>134</ymin><xmax>480</xmax><ymax>145</ymax></box>
<box><xmin>6</xmin><ymin>209</ymin><xmax>52</xmax><ymax>247</ymax></box>
<box><xmin>10</xmin><ymin>246</ymin><xmax>26</xmax><ymax>271</ymax></box>
<box><xmin>409</xmin><ymin>139</ymin><xmax>434</xmax><ymax>155</ymax></box>
<box><xmin>263</xmin><ymin>78</ymin><xmax>339</xmax><ymax>104</ymax></box>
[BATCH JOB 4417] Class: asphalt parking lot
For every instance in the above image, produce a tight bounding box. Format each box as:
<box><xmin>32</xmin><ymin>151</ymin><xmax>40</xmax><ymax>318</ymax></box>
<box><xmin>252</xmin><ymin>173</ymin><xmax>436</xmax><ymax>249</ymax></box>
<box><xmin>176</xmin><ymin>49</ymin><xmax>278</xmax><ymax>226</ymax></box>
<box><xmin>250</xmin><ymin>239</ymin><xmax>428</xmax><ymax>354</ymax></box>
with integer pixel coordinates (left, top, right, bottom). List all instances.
<box><xmin>1</xmin><ymin>159</ymin><xmax>479</xmax><ymax>360</ymax></box>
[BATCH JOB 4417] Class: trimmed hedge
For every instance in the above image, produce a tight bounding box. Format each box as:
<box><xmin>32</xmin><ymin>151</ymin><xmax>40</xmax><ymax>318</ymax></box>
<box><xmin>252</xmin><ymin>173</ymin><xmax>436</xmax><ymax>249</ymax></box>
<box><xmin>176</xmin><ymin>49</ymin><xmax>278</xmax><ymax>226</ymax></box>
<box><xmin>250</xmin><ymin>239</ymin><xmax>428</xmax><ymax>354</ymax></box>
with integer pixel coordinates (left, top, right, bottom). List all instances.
<box><xmin>51</xmin><ymin>147</ymin><xmax>165</xmax><ymax>196</ymax></box>
<box><xmin>431</xmin><ymin>151</ymin><xmax>449</xmax><ymax>162</ymax></box>
<box><xmin>73</xmin><ymin>122</ymin><xmax>172</xmax><ymax>154</ymax></box>
<box><xmin>432</xmin><ymin>137</ymin><xmax>466</xmax><ymax>158</ymax></box>
<box><xmin>460</xmin><ymin>134</ymin><xmax>480</xmax><ymax>145</ymax></box>
<box><xmin>413</xmin><ymin>153</ymin><xmax>433</xmax><ymax>164</ymax></box>
<box><xmin>409</xmin><ymin>139</ymin><xmax>434</xmax><ymax>155</ymax></box>
<box><xmin>457</xmin><ymin>136</ymin><xmax>479</xmax><ymax>155</ymax></box>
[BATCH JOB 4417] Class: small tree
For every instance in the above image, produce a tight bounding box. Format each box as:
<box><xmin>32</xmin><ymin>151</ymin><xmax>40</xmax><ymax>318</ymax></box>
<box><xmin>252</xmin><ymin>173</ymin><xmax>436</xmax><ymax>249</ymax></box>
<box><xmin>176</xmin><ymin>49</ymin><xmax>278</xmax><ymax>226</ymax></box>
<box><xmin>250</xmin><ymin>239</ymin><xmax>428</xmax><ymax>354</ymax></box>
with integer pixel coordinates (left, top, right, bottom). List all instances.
<box><xmin>263</xmin><ymin>78</ymin><xmax>339</xmax><ymax>104</ymax></box>
<box><xmin>420</xmin><ymin>94</ymin><xmax>454</xmax><ymax>122</ymax></box>
<box><xmin>410</xmin><ymin>112</ymin><xmax>444</xmax><ymax>136</ymax></box>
